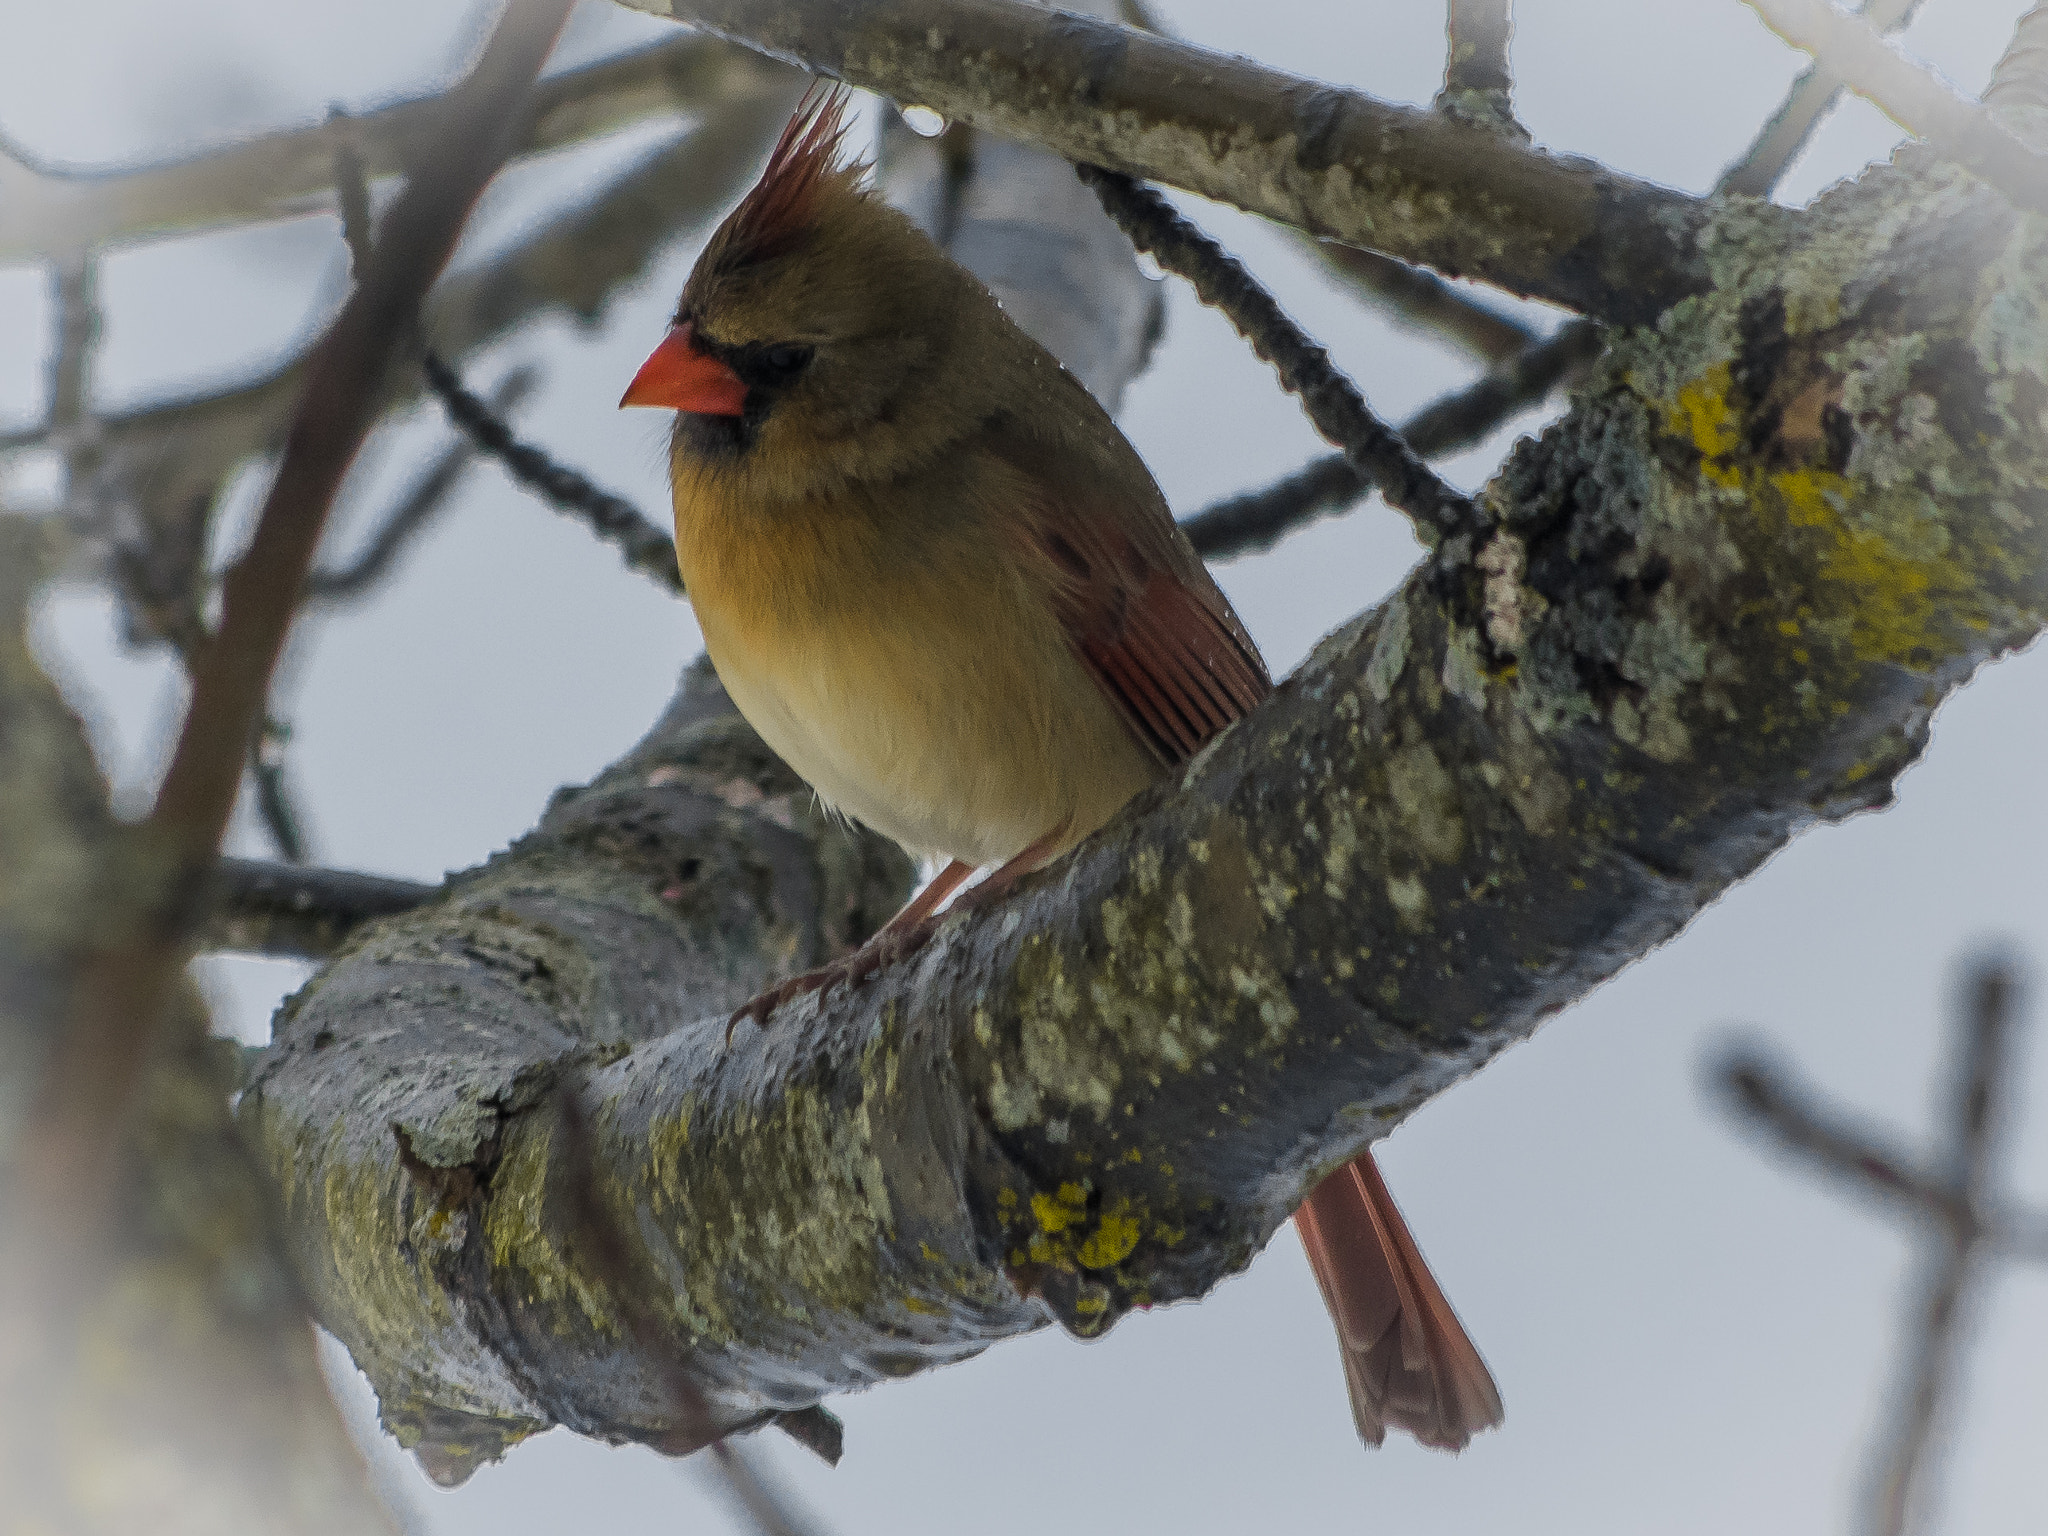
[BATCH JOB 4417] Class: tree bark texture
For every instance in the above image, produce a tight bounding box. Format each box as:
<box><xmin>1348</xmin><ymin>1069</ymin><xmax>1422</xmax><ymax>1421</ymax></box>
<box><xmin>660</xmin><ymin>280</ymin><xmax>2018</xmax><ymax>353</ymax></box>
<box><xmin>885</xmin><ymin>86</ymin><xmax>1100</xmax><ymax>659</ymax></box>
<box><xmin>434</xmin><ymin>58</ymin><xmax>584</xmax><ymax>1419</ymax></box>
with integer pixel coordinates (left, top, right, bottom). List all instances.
<box><xmin>240</xmin><ymin>113</ymin><xmax>2048</xmax><ymax>1483</ymax></box>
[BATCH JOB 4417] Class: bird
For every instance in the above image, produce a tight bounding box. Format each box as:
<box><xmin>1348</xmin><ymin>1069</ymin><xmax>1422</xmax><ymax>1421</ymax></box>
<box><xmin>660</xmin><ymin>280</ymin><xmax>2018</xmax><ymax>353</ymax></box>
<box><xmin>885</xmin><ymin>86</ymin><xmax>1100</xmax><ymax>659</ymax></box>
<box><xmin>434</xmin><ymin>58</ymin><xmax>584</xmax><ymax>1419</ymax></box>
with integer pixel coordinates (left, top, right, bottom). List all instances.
<box><xmin>621</xmin><ymin>86</ymin><xmax>1503</xmax><ymax>1453</ymax></box>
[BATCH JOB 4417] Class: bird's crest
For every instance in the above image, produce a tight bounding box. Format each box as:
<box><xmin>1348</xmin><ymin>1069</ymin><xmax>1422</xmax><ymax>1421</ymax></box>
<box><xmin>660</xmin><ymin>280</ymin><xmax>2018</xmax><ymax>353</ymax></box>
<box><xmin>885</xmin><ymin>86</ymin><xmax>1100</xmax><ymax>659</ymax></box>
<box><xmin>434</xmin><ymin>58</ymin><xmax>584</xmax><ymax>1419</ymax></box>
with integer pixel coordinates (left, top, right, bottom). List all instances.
<box><xmin>719</xmin><ymin>84</ymin><xmax>863</xmax><ymax>268</ymax></box>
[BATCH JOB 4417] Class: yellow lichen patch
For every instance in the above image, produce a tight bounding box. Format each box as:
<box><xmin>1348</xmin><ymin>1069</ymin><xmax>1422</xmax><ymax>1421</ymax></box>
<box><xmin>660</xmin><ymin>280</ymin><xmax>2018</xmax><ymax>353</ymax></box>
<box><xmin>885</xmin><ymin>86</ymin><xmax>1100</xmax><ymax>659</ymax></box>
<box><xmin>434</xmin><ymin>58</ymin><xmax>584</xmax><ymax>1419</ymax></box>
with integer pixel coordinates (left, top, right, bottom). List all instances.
<box><xmin>1076</xmin><ymin>1204</ymin><xmax>1142</xmax><ymax>1270</ymax></box>
<box><xmin>1031</xmin><ymin>1182</ymin><xmax>1090</xmax><ymax>1234</ymax></box>
<box><xmin>1769</xmin><ymin>469</ymin><xmax>1971</xmax><ymax>666</ymax></box>
<box><xmin>1668</xmin><ymin>362</ymin><xmax>1743</xmax><ymax>487</ymax></box>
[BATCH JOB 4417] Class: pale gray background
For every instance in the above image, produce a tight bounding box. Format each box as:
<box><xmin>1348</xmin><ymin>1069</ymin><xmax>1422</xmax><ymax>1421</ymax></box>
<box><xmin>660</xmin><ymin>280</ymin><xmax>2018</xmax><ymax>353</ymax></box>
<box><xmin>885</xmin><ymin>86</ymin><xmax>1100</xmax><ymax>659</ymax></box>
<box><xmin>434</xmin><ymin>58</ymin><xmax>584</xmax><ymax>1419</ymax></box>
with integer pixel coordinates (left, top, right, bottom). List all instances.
<box><xmin>3</xmin><ymin>1</ymin><xmax>2045</xmax><ymax>1531</ymax></box>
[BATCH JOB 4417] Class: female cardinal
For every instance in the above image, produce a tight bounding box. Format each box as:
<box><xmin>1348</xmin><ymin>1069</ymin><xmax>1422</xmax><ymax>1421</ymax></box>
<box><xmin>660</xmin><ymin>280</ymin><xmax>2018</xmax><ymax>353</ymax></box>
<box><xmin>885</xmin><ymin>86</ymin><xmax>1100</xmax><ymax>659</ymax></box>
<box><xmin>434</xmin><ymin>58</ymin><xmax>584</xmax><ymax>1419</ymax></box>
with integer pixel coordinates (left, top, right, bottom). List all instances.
<box><xmin>622</xmin><ymin>89</ymin><xmax>1502</xmax><ymax>1452</ymax></box>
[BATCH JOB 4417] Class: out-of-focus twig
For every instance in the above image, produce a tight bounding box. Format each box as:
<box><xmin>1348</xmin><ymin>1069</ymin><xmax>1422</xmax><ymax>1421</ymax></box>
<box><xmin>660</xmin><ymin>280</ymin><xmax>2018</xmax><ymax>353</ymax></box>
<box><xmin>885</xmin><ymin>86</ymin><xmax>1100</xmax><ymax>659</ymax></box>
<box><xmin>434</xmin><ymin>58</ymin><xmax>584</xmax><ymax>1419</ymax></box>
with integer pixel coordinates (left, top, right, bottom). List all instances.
<box><xmin>1078</xmin><ymin>165</ymin><xmax>1482</xmax><ymax>545</ymax></box>
<box><xmin>0</xmin><ymin>31</ymin><xmax>792</xmax><ymax>261</ymax></box>
<box><xmin>329</xmin><ymin>107</ymin><xmax>376</xmax><ymax>280</ymax></box>
<box><xmin>202</xmin><ymin>856</ymin><xmax>435</xmax><ymax>960</ymax></box>
<box><xmin>250</xmin><ymin>716</ymin><xmax>310</xmax><ymax>864</ymax></box>
<box><xmin>44</xmin><ymin>250</ymin><xmax>102</xmax><ymax>516</ymax></box>
<box><xmin>15</xmin><ymin>0</ymin><xmax>577</xmax><ymax>1237</ymax></box>
<box><xmin>1742</xmin><ymin>0</ymin><xmax>2048</xmax><ymax>214</ymax></box>
<box><xmin>421</xmin><ymin>350</ymin><xmax>681</xmax><ymax>592</ymax></box>
<box><xmin>1439</xmin><ymin>0</ymin><xmax>1522</xmax><ymax>134</ymax></box>
<box><xmin>1182</xmin><ymin>318</ymin><xmax>1598</xmax><ymax>560</ymax></box>
<box><xmin>1714</xmin><ymin>953</ymin><xmax>2040</xmax><ymax>1536</ymax></box>
<box><xmin>1720</xmin><ymin>0</ymin><xmax>1926</xmax><ymax>196</ymax></box>
<box><xmin>1310</xmin><ymin>242</ymin><xmax>1538</xmax><ymax>363</ymax></box>
<box><xmin>306</xmin><ymin>367</ymin><xmax>539</xmax><ymax>603</ymax></box>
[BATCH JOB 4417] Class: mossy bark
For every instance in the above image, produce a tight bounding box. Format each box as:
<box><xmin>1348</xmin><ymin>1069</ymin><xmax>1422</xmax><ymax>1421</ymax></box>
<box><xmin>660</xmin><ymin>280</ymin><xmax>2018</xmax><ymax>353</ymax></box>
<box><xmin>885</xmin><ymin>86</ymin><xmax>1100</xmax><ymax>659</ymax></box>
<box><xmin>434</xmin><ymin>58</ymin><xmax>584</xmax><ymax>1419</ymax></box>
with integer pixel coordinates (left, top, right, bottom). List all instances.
<box><xmin>242</xmin><ymin>145</ymin><xmax>2048</xmax><ymax>1480</ymax></box>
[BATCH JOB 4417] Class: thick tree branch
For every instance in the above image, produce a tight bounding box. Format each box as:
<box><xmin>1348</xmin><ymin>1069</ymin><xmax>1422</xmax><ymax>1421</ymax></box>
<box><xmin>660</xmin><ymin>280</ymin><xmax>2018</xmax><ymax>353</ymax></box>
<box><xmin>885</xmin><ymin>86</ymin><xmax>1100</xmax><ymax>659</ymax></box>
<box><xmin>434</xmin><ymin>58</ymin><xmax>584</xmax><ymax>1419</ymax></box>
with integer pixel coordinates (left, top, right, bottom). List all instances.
<box><xmin>624</xmin><ymin>0</ymin><xmax>1722</xmax><ymax>322</ymax></box>
<box><xmin>246</xmin><ymin>155</ymin><xmax>2048</xmax><ymax>1471</ymax></box>
<box><xmin>203</xmin><ymin>857</ymin><xmax>436</xmax><ymax>960</ymax></box>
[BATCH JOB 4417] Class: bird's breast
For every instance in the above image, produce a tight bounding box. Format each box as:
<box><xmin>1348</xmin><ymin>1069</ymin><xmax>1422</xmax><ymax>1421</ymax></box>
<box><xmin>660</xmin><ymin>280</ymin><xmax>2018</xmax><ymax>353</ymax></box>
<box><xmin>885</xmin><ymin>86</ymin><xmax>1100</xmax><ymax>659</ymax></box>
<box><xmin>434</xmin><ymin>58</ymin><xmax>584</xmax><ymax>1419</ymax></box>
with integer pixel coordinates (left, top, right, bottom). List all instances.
<box><xmin>673</xmin><ymin>474</ymin><xmax>1157</xmax><ymax>868</ymax></box>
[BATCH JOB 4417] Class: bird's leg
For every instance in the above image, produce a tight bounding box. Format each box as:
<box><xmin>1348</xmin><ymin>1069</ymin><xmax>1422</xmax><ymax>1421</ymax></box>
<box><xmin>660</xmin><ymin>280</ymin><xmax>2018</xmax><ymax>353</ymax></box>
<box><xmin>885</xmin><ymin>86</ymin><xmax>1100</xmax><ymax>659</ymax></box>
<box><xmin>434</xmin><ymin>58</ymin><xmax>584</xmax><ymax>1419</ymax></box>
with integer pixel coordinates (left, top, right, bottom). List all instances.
<box><xmin>728</xmin><ymin>858</ymin><xmax>976</xmax><ymax>1034</ymax></box>
<box><xmin>728</xmin><ymin>821</ymin><xmax>1074</xmax><ymax>1034</ymax></box>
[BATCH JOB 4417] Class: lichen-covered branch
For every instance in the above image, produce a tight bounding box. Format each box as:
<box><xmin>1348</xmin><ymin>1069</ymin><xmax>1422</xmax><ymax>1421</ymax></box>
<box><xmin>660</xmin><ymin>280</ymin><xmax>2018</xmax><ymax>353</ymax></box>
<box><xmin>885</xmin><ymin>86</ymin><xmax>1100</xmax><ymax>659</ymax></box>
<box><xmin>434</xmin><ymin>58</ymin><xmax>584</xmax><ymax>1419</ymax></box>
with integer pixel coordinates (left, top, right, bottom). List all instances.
<box><xmin>627</xmin><ymin>0</ymin><xmax>1723</xmax><ymax>322</ymax></box>
<box><xmin>1439</xmin><ymin>0</ymin><xmax>1520</xmax><ymax>133</ymax></box>
<box><xmin>244</xmin><ymin>146</ymin><xmax>2048</xmax><ymax>1474</ymax></box>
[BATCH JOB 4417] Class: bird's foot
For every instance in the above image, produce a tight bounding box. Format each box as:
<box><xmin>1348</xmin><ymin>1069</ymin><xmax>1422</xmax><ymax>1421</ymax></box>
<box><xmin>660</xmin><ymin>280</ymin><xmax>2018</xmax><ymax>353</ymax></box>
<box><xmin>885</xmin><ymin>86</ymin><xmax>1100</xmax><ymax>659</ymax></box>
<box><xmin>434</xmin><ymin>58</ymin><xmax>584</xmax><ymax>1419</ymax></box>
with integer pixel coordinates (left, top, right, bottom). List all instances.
<box><xmin>726</xmin><ymin>911</ymin><xmax>942</xmax><ymax>1038</ymax></box>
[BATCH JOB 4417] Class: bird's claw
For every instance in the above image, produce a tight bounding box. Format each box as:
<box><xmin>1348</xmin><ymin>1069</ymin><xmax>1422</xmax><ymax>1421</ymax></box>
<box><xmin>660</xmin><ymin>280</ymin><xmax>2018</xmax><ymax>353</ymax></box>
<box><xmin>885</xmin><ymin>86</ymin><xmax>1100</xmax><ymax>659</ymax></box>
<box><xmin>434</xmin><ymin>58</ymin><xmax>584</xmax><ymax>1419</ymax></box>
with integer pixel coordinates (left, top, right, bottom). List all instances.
<box><xmin>724</xmin><ymin>915</ymin><xmax>941</xmax><ymax>1041</ymax></box>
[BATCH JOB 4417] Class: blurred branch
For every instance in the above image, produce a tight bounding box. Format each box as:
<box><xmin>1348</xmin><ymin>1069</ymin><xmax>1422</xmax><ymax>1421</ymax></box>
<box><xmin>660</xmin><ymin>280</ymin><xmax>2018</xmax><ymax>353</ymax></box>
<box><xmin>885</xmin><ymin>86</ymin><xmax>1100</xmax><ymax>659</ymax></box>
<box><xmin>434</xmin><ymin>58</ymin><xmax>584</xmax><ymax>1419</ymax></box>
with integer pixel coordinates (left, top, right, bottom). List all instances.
<box><xmin>0</xmin><ymin>31</ymin><xmax>789</xmax><ymax>261</ymax></box>
<box><xmin>1079</xmin><ymin>165</ymin><xmax>1482</xmax><ymax>545</ymax></box>
<box><xmin>307</xmin><ymin>366</ymin><xmax>539</xmax><ymax>602</ymax></box>
<box><xmin>1720</xmin><ymin>0</ymin><xmax>1926</xmax><ymax>197</ymax></box>
<box><xmin>329</xmin><ymin>108</ymin><xmax>377</xmax><ymax>279</ymax></box>
<box><xmin>1439</xmin><ymin>0</ymin><xmax>1522</xmax><ymax>134</ymax></box>
<box><xmin>1986</xmin><ymin>5</ymin><xmax>2048</xmax><ymax>113</ymax></box>
<box><xmin>649</xmin><ymin>0</ymin><xmax>1715</xmax><ymax>322</ymax></box>
<box><xmin>251</xmin><ymin>716</ymin><xmax>312</xmax><ymax>864</ymax></box>
<box><xmin>1714</xmin><ymin>955</ymin><xmax>2040</xmax><ymax>1536</ymax></box>
<box><xmin>16</xmin><ymin>0</ymin><xmax>578</xmax><ymax>1238</ymax></box>
<box><xmin>1743</xmin><ymin>0</ymin><xmax>2048</xmax><ymax>213</ymax></box>
<box><xmin>204</xmin><ymin>857</ymin><xmax>436</xmax><ymax>960</ymax></box>
<box><xmin>1308</xmin><ymin>242</ymin><xmax>1538</xmax><ymax>364</ymax></box>
<box><xmin>421</xmin><ymin>350</ymin><xmax>681</xmax><ymax>591</ymax></box>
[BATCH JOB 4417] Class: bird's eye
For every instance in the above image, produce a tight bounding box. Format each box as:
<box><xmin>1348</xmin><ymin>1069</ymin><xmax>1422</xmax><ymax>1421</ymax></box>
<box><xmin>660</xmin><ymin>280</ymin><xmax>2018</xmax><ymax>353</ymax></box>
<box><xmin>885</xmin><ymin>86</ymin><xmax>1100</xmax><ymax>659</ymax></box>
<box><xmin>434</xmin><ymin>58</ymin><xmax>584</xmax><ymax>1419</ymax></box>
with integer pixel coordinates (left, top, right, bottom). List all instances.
<box><xmin>757</xmin><ymin>344</ymin><xmax>813</xmax><ymax>382</ymax></box>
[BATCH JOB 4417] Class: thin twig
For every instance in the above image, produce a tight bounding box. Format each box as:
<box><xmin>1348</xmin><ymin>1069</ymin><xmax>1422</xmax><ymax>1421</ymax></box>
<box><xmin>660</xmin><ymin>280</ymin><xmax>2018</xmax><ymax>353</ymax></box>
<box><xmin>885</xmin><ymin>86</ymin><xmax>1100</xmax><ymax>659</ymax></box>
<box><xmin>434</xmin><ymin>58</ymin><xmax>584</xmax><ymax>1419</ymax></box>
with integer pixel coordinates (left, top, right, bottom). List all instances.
<box><xmin>45</xmin><ymin>250</ymin><xmax>103</xmax><ymax>518</ymax></box>
<box><xmin>329</xmin><ymin>107</ymin><xmax>377</xmax><ymax>280</ymax></box>
<box><xmin>1743</xmin><ymin>0</ymin><xmax>2048</xmax><ymax>214</ymax></box>
<box><xmin>1713</xmin><ymin>953</ymin><xmax>2037</xmax><ymax>1536</ymax></box>
<box><xmin>1309</xmin><ymin>242</ymin><xmax>1537</xmax><ymax>364</ymax></box>
<box><xmin>1077</xmin><ymin>165</ymin><xmax>1482</xmax><ymax>546</ymax></box>
<box><xmin>1862</xmin><ymin>959</ymin><xmax>2018</xmax><ymax>1536</ymax></box>
<box><xmin>203</xmin><ymin>857</ymin><xmax>435</xmax><ymax>959</ymax></box>
<box><xmin>307</xmin><ymin>367</ymin><xmax>539</xmax><ymax>602</ymax></box>
<box><xmin>1182</xmin><ymin>319</ymin><xmax>1598</xmax><ymax>561</ymax></box>
<box><xmin>15</xmin><ymin>0</ymin><xmax>577</xmax><ymax>1237</ymax></box>
<box><xmin>1720</xmin><ymin>0</ymin><xmax>1926</xmax><ymax>196</ymax></box>
<box><xmin>1438</xmin><ymin>0</ymin><xmax>1522</xmax><ymax>135</ymax></box>
<box><xmin>421</xmin><ymin>349</ymin><xmax>682</xmax><ymax>592</ymax></box>
<box><xmin>250</xmin><ymin>716</ymin><xmax>310</xmax><ymax>864</ymax></box>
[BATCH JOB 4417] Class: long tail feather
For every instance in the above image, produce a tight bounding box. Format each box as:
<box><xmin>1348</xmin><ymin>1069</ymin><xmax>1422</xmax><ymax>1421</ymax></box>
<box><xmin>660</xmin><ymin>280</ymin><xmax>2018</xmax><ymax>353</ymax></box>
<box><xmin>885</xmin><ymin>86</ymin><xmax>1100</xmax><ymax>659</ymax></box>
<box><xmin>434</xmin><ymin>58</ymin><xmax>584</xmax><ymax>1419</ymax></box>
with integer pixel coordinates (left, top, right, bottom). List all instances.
<box><xmin>1293</xmin><ymin>1150</ymin><xmax>1503</xmax><ymax>1451</ymax></box>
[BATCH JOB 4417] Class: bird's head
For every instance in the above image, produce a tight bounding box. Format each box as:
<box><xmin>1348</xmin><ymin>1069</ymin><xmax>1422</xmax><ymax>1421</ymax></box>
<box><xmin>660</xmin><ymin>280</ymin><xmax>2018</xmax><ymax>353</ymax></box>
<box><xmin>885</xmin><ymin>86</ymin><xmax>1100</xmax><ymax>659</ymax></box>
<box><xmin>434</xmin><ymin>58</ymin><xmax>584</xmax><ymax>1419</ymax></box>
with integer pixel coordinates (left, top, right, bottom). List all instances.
<box><xmin>623</xmin><ymin>86</ymin><xmax>1002</xmax><ymax>497</ymax></box>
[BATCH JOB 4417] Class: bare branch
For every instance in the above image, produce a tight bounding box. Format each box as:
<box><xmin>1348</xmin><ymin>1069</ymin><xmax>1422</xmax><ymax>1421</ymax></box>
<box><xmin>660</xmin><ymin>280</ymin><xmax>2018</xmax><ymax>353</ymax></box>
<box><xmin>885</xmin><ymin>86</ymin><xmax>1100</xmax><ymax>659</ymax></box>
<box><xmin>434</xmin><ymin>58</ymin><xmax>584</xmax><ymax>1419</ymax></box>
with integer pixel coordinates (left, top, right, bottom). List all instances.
<box><xmin>1743</xmin><ymin>0</ymin><xmax>2048</xmax><ymax>213</ymax></box>
<box><xmin>251</xmin><ymin>716</ymin><xmax>312</xmax><ymax>864</ymax></box>
<box><xmin>1078</xmin><ymin>165</ymin><xmax>1481</xmax><ymax>545</ymax></box>
<box><xmin>329</xmin><ymin>108</ymin><xmax>377</xmax><ymax>280</ymax></box>
<box><xmin>202</xmin><ymin>857</ymin><xmax>435</xmax><ymax>960</ymax></box>
<box><xmin>1308</xmin><ymin>242</ymin><xmax>1538</xmax><ymax>364</ymax></box>
<box><xmin>1986</xmin><ymin>4</ymin><xmax>2048</xmax><ymax>114</ymax></box>
<box><xmin>1182</xmin><ymin>320</ymin><xmax>1597</xmax><ymax>559</ymax></box>
<box><xmin>640</xmin><ymin>0</ymin><xmax>1718</xmax><ymax>322</ymax></box>
<box><xmin>0</xmin><ymin>32</ymin><xmax>791</xmax><ymax>261</ymax></box>
<box><xmin>307</xmin><ymin>366</ymin><xmax>539</xmax><ymax>603</ymax></box>
<box><xmin>1714</xmin><ymin>955</ymin><xmax>2035</xmax><ymax>1536</ymax></box>
<box><xmin>1720</xmin><ymin>0</ymin><xmax>1926</xmax><ymax>197</ymax></box>
<box><xmin>421</xmin><ymin>350</ymin><xmax>681</xmax><ymax>592</ymax></box>
<box><xmin>1439</xmin><ymin>0</ymin><xmax>1522</xmax><ymax>134</ymax></box>
<box><xmin>15</xmin><ymin>0</ymin><xmax>578</xmax><ymax>1236</ymax></box>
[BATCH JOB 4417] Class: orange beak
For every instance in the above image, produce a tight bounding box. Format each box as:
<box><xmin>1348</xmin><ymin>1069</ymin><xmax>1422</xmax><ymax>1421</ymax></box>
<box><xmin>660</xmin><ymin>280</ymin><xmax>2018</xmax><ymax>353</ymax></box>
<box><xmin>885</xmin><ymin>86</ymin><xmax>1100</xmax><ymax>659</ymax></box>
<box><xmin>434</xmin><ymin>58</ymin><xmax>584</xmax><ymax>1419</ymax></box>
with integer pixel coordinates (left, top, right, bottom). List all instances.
<box><xmin>620</xmin><ymin>323</ymin><xmax>748</xmax><ymax>416</ymax></box>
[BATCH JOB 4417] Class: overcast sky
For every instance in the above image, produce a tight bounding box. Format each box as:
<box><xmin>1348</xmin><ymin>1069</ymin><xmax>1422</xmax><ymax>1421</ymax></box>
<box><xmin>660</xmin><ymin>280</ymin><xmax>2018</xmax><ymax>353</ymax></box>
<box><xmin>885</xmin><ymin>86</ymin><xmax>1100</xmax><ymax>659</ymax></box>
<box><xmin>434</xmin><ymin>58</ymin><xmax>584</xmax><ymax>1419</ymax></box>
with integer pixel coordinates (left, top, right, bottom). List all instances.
<box><xmin>4</xmin><ymin>1</ymin><xmax>2046</xmax><ymax>1532</ymax></box>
